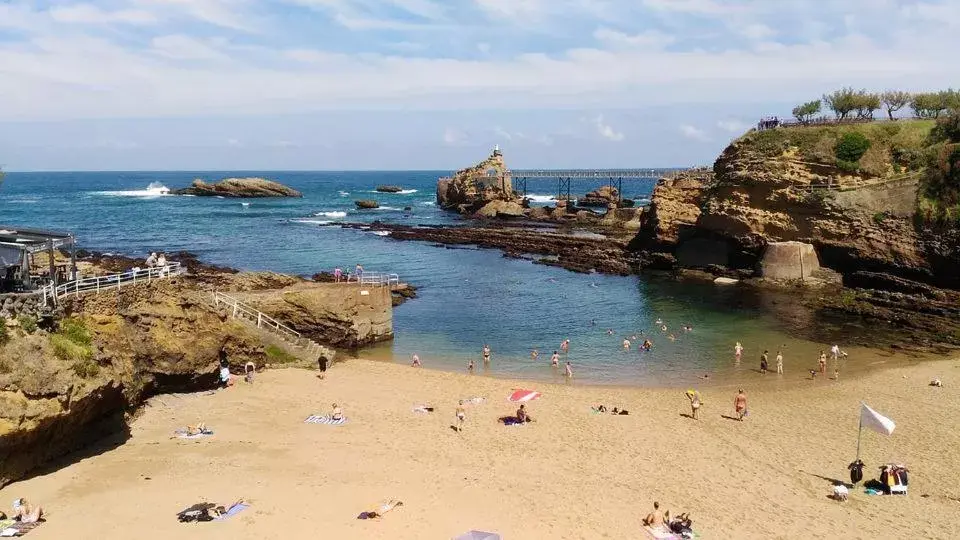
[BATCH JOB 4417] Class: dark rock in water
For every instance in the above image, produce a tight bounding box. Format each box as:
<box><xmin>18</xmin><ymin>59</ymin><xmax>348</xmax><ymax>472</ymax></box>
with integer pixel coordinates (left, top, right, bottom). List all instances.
<box><xmin>403</xmin><ymin>206</ymin><xmax>412</xmax><ymax>211</ymax></box>
<box><xmin>355</xmin><ymin>199</ymin><xmax>380</xmax><ymax>209</ymax></box>
<box><xmin>579</xmin><ymin>185</ymin><xmax>620</xmax><ymax>207</ymax></box>
<box><xmin>172</xmin><ymin>177</ymin><xmax>301</xmax><ymax>198</ymax></box>
<box><xmin>376</xmin><ymin>185</ymin><xmax>404</xmax><ymax>193</ymax></box>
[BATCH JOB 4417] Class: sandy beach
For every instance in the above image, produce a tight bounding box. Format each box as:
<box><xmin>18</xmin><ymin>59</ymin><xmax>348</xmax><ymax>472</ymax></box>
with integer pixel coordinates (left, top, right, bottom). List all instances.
<box><xmin>2</xmin><ymin>356</ymin><xmax>959</xmax><ymax>540</ymax></box>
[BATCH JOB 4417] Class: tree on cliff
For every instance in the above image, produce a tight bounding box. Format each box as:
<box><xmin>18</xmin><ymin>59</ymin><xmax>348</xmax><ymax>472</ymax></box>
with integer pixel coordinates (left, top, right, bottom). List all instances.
<box><xmin>823</xmin><ymin>88</ymin><xmax>858</xmax><ymax>120</ymax></box>
<box><xmin>912</xmin><ymin>92</ymin><xmax>950</xmax><ymax>119</ymax></box>
<box><xmin>881</xmin><ymin>90</ymin><xmax>912</xmax><ymax>120</ymax></box>
<box><xmin>852</xmin><ymin>90</ymin><xmax>881</xmax><ymax>120</ymax></box>
<box><xmin>792</xmin><ymin>100</ymin><xmax>822</xmax><ymax>124</ymax></box>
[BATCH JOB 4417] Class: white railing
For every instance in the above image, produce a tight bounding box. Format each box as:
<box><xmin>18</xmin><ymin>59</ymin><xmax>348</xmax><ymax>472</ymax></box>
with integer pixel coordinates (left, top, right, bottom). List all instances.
<box><xmin>350</xmin><ymin>271</ymin><xmax>400</xmax><ymax>286</ymax></box>
<box><xmin>41</xmin><ymin>262</ymin><xmax>185</xmax><ymax>306</ymax></box>
<box><xmin>212</xmin><ymin>291</ymin><xmax>325</xmax><ymax>357</ymax></box>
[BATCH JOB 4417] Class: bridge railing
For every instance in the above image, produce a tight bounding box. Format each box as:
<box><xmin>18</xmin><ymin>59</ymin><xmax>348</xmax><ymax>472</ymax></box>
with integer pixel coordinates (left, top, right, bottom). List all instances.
<box><xmin>41</xmin><ymin>262</ymin><xmax>185</xmax><ymax>305</ymax></box>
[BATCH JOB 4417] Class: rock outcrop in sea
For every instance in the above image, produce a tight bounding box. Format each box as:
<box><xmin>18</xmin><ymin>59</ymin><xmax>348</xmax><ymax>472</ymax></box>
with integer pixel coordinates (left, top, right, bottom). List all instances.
<box><xmin>437</xmin><ymin>147</ymin><xmax>519</xmax><ymax>215</ymax></box>
<box><xmin>355</xmin><ymin>199</ymin><xmax>380</xmax><ymax>209</ymax></box>
<box><xmin>173</xmin><ymin>177</ymin><xmax>302</xmax><ymax>198</ymax></box>
<box><xmin>375</xmin><ymin>185</ymin><xmax>403</xmax><ymax>193</ymax></box>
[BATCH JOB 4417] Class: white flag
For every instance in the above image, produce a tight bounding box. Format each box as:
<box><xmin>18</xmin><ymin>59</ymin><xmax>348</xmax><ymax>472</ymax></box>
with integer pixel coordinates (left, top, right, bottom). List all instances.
<box><xmin>860</xmin><ymin>403</ymin><xmax>896</xmax><ymax>436</ymax></box>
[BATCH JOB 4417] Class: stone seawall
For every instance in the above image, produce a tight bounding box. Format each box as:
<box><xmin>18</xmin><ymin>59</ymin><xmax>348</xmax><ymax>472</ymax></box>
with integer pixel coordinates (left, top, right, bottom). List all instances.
<box><xmin>0</xmin><ymin>293</ymin><xmax>42</xmax><ymax>320</ymax></box>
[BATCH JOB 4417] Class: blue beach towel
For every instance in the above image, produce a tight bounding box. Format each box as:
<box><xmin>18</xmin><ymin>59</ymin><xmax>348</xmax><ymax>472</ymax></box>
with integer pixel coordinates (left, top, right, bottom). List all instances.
<box><xmin>305</xmin><ymin>415</ymin><xmax>346</xmax><ymax>425</ymax></box>
<box><xmin>214</xmin><ymin>503</ymin><xmax>249</xmax><ymax>521</ymax></box>
<box><xmin>174</xmin><ymin>428</ymin><xmax>214</xmax><ymax>439</ymax></box>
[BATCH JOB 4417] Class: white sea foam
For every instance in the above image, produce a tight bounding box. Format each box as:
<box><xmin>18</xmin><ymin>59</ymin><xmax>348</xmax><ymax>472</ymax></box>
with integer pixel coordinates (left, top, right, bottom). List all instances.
<box><xmin>375</xmin><ymin>206</ymin><xmax>403</xmax><ymax>211</ymax></box>
<box><xmin>370</xmin><ymin>230</ymin><xmax>391</xmax><ymax>236</ymax></box>
<box><xmin>241</xmin><ymin>202</ymin><xmax>251</xmax><ymax>207</ymax></box>
<box><xmin>93</xmin><ymin>181</ymin><xmax>171</xmax><ymax>198</ymax></box>
<box><xmin>524</xmin><ymin>194</ymin><xmax>555</xmax><ymax>203</ymax></box>
<box><xmin>9</xmin><ymin>198</ymin><xmax>40</xmax><ymax>204</ymax></box>
<box><xmin>314</xmin><ymin>211</ymin><xmax>348</xmax><ymax>218</ymax></box>
<box><xmin>292</xmin><ymin>219</ymin><xmax>333</xmax><ymax>225</ymax></box>
<box><xmin>420</xmin><ymin>201</ymin><xmax>436</xmax><ymax>206</ymax></box>
<box><xmin>398</xmin><ymin>189</ymin><xmax>418</xmax><ymax>194</ymax></box>
<box><xmin>338</xmin><ymin>191</ymin><xmax>350</xmax><ymax>196</ymax></box>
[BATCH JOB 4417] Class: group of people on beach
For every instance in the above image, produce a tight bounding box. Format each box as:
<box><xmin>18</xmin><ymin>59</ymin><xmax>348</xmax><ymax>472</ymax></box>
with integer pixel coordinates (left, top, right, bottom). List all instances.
<box><xmin>736</xmin><ymin>341</ymin><xmax>847</xmax><ymax>379</ymax></box>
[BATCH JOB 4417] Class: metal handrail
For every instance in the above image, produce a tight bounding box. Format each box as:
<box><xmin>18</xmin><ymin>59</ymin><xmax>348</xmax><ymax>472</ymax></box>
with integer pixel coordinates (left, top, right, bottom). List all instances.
<box><xmin>41</xmin><ymin>262</ymin><xmax>185</xmax><ymax>305</ymax></box>
<box><xmin>212</xmin><ymin>291</ymin><xmax>302</xmax><ymax>342</ymax></box>
<box><xmin>348</xmin><ymin>271</ymin><xmax>400</xmax><ymax>286</ymax></box>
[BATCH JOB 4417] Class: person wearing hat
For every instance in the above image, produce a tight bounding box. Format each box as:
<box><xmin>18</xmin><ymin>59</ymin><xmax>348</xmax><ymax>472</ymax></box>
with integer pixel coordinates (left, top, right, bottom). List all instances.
<box><xmin>12</xmin><ymin>498</ymin><xmax>43</xmax><ymax>523</ymax></box>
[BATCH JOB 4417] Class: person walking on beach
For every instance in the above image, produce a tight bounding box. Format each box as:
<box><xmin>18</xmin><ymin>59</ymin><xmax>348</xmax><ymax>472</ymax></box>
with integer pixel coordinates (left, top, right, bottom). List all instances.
<box><xmin>411</xmin><ymin>354</ymin><xmax>421</xmax><ymax>367</ymax></box>
<box><xmin>734</xmin><ymin>342</ymin><xmax>743</xmax><ymax>360</ymax></box>
<box><xmin>561</xmin><ymin>339</ymin><xmax>570</xmax><ymax>353</ymax></box>
<box><xmin>686</xmin><ymin>390</ymin><xmax>701</xmax><ymax>420</ymax></box>
<box><xmin>334</xmin><ymin>267</ymin><xmax>343</xmax><ymax>282</ymax></box>
<box><xmin>760</xmin><ymin>350</ymin><xmax>769</xmax><ymax>374</ymax></box>
<box><xmin>482</xmin><ymin>344</ymin><xmax>491</xmax><ymax>364</ymax></box>
<box><xmin>317</xmin><ymin>353</ymin><xmax>328</xmax><ymax>379</ymax></box>
<box><xmin>776</xmin><ymin>348</ymin><xmax>784</xmax><ymax>374</ymax></box>
<box><xmin>818</xmin><ymin>350</ymin><xmax>827</xmax><ymax>375</ymax></box>
<box><xmin>455</xmin><ymin>400</ymin><xmax>466</xmax><ymax>432</ymax></box>
<box><xmin>355</xmin><ymin>263</ymin><xmax>363</xmax><ymax>281</ymax></box>
<box><xmin>564</xmin><ymin>361</ymin><xmax>573</xmax><ymax>378</ymax></box>
<box><xmin>467</xmin><ymin>359</ymin><xmax>474</xmax><ymax>373</ymax></box>
<box><xmin>734</xmin><ymin>389</ymin><xmax>747</xmax><ymax>421</ymax></box>
<box><xmin>551</xmin><ymin>351</ymin><xmax>559</xmax><ymax>367</ymax></box>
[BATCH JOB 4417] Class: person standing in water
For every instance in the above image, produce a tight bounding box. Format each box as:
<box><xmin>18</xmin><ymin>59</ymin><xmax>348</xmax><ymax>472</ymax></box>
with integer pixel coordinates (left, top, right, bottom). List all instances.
<box><xmin>734</xmin><ymin>342</ymin><xmax>743</xmax><ymax>360</ymax></box>
<box><xmin>734</xmin><ymin>389</ymin><xmax>747</xmax><ymax>421</ymax></box>
<box><xmin>561</xmin><ymin>339</ymin><xmax>570</xmax><ymax>353</ymax></box>
<box><xmin>531</xmin><ymin>349</ymin><xmax>539</xmax><ymax>361</ymax></box>
<box><xmin>550</xmin><ymin>351</ymin><xmax>560</xmax><ymax>367</ymax></box>
<box><xmin>467</xmin><ymin>359</ymin><xmax>474</xmax><ymax>373</ymax></box>
<box><xmin>564</xmin><ymin>361</ymin><xmax>573</xmax><ymax>378</ymax></box>
<box><xmin>482</xmin><ymin>344</ymin><xmax>491</xmax><ymax>364</ymax></box>
<box><xmin>818</xmin><ymin>350</ymin><xmax>827</xmax><ymax>375</ymax></box>
<box><xmin>830</xmin><ymin>344</ymin><xmax>841</xmax><ymax>361</ymax></box>
<box><xmin>623</xmin><ymin>338</ymin><xmax>631</xmax><ymax>351</ymax></box>
<box><xmin>411</xmin><ymin>354</ymin><xmax>421</xmax><ymax>367</ymax></box>
<box><xmin>776</xmin><ymin>348</ymin><xmax>784</xmax><ymax>374</ymax></box>
<box><xmin>760</xmin><ymin>350</ymin><xmax>769</xmax><ymax>374</ymax></box>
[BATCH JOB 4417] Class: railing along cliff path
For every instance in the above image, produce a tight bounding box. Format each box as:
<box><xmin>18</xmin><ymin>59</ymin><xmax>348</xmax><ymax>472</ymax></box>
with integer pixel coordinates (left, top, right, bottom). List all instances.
<box><xmin>41</xmin><ymin>262</ymin><xmax>185</xmax><ymax>306</ymax></box>
<box><xmin>211</xmin><ymin>291</ymin><xmax>325</xmax><ymax>359</ymax></box>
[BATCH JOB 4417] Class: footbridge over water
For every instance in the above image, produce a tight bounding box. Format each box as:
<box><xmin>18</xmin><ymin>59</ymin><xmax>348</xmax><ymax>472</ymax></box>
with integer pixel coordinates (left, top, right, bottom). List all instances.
<box><xmin>507</xmin><ymin>168</ymin><xmax>678</xmax><ymax>201</ymax></box>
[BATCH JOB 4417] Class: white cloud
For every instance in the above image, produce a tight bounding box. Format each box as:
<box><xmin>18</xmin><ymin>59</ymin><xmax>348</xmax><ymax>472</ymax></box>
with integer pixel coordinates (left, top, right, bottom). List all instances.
<box><xmin>679</xmin><ymin>124</ymin><xmax>710</xmax><ymax>141</ymax></box>
<box><xmin>151</xmin><ymin>35</ymin><xmax>228</xmax><ymax>61</ymax></box>
<box><xmin>738</xmin><ymin>23</ymin><xmax>775</xmax><ymax>41</ymax></box>
<box><xmin>716</xmin><ymin>119</ymin><xmax>750</xmax><ymax>133</ymax></box>
<box><xmin>442</xmin><ymin>127</ymin><xmax>468</xmax><ymax>145</ymax></box>
<box><xmin>477</xmin><ymin>42</ymin><xmax>491</xmax><ymax>53</ymax></box>
<box><xmin>473</xmin><ymin>0</ymin><xmax>546</xmax><ymax>19</ymax></box>
<box><xmin>593</xmin><ymin>28</ymin><xmax>675</xmax><ymax>49</ymax></box>
<box><xmin>49</xmin><ymin>4</ymin><xmax>157</xmax><ymax>25</ymax></box>
<box><xmin>138</xmin><ymin>0</ymin><xmax>257</xmax><ymax>32</ymax></box>
<box><xmin>594</xmin><ymin>115</ymin><xmax>624</xmax><ymax>142</ymax></box>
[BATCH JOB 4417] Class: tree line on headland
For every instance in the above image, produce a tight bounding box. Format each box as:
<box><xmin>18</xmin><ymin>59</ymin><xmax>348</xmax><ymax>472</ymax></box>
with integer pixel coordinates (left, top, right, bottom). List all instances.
<box><xmin>791</xmin><ymin>88</ymin><xmax>960</xmax><ymax>124</ymax></box>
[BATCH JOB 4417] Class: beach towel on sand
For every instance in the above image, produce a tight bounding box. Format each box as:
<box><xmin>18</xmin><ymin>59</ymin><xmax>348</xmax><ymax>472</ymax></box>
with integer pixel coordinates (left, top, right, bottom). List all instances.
<box><xmin>174</xmin><ymin>428</ymin><xmax>214</xmax><ymax>439</ymax></box>
<box><xmin>305</xmin><ymin>415</ymin><xmax>346</xmax><ymax>425</ymax></box>
<box><xmin>1</xmin><ymin>521</ymin><xmax>42</xmax><ymax>537</ymax></box>
<box><xmin>644</xmin><ymin>526</ymin><xmax>682</xmax><ymax>540</ymax></box>
<box><xmin>357</xmin><ymin>500</ymin><xmax>402</xmax><ymax>520</ymax></box>
<box><xmin>412</xmin><ymin>406</ymin><xmax>435</xmax><ymax>413</ymax></box>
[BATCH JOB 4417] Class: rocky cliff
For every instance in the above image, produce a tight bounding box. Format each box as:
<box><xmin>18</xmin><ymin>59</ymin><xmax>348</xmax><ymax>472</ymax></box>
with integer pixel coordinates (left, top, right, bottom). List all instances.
<box><xmin>173</xmin><ymin>177</ymin><xmax>302</xmax><ymax>198</ymax></box>
<box><xmin>437</xmin><ymin>148</ymin><xmax>519</xmax><ymax>214</ymax></box>
<box><xmin>634</xmin><ymin>121</ymin><xmax>960</xmax><ymax>288</ymax></box>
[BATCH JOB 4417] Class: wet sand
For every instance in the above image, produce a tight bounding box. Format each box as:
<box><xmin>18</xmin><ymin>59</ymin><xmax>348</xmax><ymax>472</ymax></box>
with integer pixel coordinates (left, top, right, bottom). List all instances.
<box><xmin>2</xmin><ymin>357</ymin><xmax>959</xmax><ymax>539</ymax></box>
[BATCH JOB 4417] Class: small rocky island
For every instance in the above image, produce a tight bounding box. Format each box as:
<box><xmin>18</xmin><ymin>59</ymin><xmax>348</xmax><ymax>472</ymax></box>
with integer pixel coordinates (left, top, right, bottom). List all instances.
<box><xmin>375</xmin><ymin>185</ymin><xmax>404</xmax><ymax>193</ymax></box>
<box><xmin>173</xmin><ymin>177</ymin><xmax>302</xmax><ymax>198</ymax></box>
<box><xmin>355</xmin><ymin>199</ymin><xmax>380</xmax><ymax>209</ymax></box>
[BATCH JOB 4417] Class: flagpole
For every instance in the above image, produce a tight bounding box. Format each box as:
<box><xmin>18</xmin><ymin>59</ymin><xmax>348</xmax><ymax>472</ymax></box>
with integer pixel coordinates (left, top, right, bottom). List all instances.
<box><xmin>856</xmin><ymin>408</ymin><xmax>863</xmax><ymax>460</ymax></box>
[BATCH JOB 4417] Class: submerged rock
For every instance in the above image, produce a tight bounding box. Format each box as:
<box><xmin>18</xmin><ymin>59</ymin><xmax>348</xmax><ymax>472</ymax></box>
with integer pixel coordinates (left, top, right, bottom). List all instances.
<box><xmin>172</xmin><ymin>177</ymin><xmax>302</xmax><ymax>198</ymax></box>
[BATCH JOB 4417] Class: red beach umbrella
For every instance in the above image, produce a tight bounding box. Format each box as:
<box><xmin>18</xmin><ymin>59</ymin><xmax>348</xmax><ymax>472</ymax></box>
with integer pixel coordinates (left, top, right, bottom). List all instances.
<box><xmin>508</xmin><ymin>389</ymin><xmax>542</xmax><ymax>402</ymax></box>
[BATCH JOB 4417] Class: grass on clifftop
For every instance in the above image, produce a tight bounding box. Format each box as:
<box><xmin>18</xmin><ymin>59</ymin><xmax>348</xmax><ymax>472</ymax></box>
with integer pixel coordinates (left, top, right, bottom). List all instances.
<box><xmin>738</xmin><ymin>119</ymin><xmax>935</xmax><ymax>177</ymax></box>
<box><xmin>50</xmin><ymin>317</ymin><xmax>98</xmax><ymax>378</ymax></box>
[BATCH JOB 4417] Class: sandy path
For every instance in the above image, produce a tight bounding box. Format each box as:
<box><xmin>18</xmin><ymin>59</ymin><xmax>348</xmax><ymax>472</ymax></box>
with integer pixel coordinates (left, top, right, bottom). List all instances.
<box><xmin>2</xmin><ymin>357</ymin><xmax>959</xmax><ymax>539</ymax></box>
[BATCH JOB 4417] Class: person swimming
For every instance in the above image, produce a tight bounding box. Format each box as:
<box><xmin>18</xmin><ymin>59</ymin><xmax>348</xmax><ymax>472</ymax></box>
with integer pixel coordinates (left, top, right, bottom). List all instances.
<box><xmin>642</xmin><ymin>339</ymin><xmax>653</xmax><ymax>351</ymax></box>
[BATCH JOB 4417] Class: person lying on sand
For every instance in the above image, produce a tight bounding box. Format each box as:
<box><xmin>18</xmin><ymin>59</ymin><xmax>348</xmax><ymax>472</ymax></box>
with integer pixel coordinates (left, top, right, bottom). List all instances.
<box><xmin>357</xmin><ymin>499</ymin><xmax>403</xmax><ymax>519</ymax></box>
<box><xmin>11</xmin><ymin>498</ymin><xmax>43</xmax><ymax>523</ymax></box>
<box><xmin>186</xmin><ymin>422</ymin><xmax>208</xmax><ymax>436</ymax></box>
<box><xmin>642</xmin><ymin>501</ymin><xmax>664</xmax><ymax>527</ymax></box>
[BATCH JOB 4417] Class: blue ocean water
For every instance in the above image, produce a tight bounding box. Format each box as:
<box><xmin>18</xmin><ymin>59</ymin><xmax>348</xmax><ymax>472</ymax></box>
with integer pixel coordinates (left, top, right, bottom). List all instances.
<box><xmin>1</xmin><ymin>171</ymin><xmax>894</xmax><ymax>385</ymax></box>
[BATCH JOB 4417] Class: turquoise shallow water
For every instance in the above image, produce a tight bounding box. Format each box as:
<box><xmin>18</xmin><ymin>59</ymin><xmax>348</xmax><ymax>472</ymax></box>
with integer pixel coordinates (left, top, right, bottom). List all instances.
<box><xmin>1</xmin><ymin>171</ymin><xmax>906</xmax><ymax>386</ymax></box>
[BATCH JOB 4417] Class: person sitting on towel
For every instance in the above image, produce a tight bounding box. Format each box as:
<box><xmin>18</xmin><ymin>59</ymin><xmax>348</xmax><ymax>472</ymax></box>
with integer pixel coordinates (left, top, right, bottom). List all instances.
<box><xmin>642</xmin><ymin>501</ymin><xmax>664</xmax><ymax>527</ymax></box>
<box><xmin>11</xmin><ymin>498</ymin><xmax>43</xmax><ymax>524</ymax></box>
<box><xmin>331</xmin><ymin>403</ymin><xmax>343</xmax><ymax>421</ymax></box>
<box><xmin>516</xmin><ymin>404</ymin><xmax>533</xmax><ymax>423</ymax></box>
<box><xmin>186</xmin><ymin>422</ymin><xmax>207</xmax><ymax>436</ymax></box>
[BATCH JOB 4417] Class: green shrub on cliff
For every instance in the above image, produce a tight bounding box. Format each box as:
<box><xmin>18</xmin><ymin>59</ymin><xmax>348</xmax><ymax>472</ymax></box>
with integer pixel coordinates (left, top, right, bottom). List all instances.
<box><xmin>265</xmin><ymin>344</ymin><xmax>298</xmax><ymax>365</ymax></box>
<box><xmin>835</xmin><ymin>132</ymin><xmax>872</xmax><ymax>163</ymax></box>
<box><xmin>17</xmin><ymin>315</ymin><xmax>38</xmax><ymax>335</ymax></box>
<box><xmin>0</xmin><ymin>322</ymin><xmax>9</xmax><ymax>348</ymax></box>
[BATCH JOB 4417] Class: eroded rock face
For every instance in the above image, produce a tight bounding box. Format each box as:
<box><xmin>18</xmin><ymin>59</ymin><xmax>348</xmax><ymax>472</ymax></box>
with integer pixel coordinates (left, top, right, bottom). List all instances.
<box><xmin>476</xmin><ymin>200</ymin><xmax>525</xmax><ymax>218</ymax></box>
<box><xmin>437</xmin><ymin>149</ymin><xmax>518</xmax><ymax>213</ymax></box>
<box><xmin>173</xmin><ymin>178</ymin><xmax>302</xmax><ymax>198</ymax></box>
<box><xmin>355</xmin><ymin>199</ymin><xmax>380</xmax><ymax>209</ymax></box>
<box><xmin>632</xmin><ymin>169</ymin><xmax>712</xmax><ymax>251</ymax></box>
<box><xmin>579</xmin><ymin>185</ymin><xmax>619</xmax><ymax>207</ymax></box>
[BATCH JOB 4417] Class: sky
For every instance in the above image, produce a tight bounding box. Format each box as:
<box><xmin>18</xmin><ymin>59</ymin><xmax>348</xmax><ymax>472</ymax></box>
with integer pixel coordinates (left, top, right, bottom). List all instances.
<box><xmin>0</xmin><ymin>0</ymin><xmax>958</xmax><ymax>171</ymax></box>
